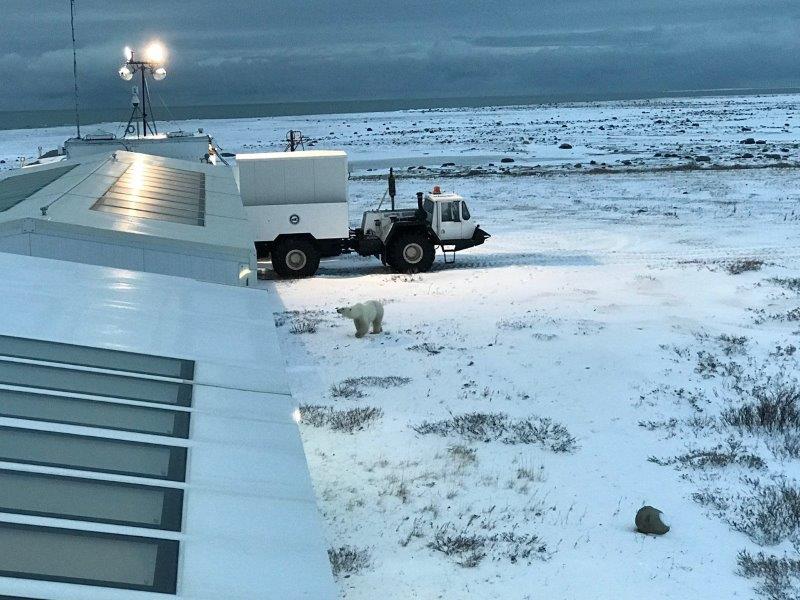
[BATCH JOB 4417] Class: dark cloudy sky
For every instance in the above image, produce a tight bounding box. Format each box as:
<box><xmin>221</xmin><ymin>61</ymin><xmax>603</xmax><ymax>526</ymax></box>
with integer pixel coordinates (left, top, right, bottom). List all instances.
<box><xmin>1</xmin><ymin>0</ymin><xmax>799</xmax><ymax>111</ymax></box>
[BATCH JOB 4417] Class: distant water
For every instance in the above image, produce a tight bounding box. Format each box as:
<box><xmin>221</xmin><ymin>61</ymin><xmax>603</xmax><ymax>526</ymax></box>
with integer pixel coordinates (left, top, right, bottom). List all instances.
<box><xmin>1</xmin><ymin>88</ymin><xmax>798</xmax><ymax>131</ymax></box>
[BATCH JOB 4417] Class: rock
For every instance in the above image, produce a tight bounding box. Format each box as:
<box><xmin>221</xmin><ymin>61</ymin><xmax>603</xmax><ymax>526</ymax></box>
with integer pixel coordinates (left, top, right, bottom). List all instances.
<box><xmin>441</xmin><ymin>162</ymin><xmax>456</xmax><ymax>167</ymax></box>
<box><xmin>559</xmin><ymin>143</ymin><xmax>573</xmax><ymax>149</ymax></box>
<box><xmin>741</xmin><ymin>153</ymin><xmax>754</xmax><ymax>158</ymax></box>
<box><xmin>622</xmin><ymin>160</ymin><xmax>632</xmax><ymax>166</ymax></box>
<box><xmin>635</xmin><ymin>506</ymin><xmax>669</xmax><ymax>535</ymax></box>
<box><xmin>766</xmin><ymin>154</ymin><xmax>782</xmax><ymax>160</ymax></box>
<box><xmin>500</xmin><ymin>157</ymin><xmax>515</xmax><ymax>163</ymax></box>
<box><xmin>695</xmin><ymin>155</ymin><xmax>711</xmax><ymax>162</ymax></box>
<box><xmin>740</xmin><ymin>138</ymin><xmax>756</xmax><ymax>144</ymax></box>
<box><xmin>574</xmin><ymin>163</ymin><xmax>582</xmax><ymax>168</ymax></box>
<box><xmin>756</xmin><ymin>140</ymin><xmax>766</xmax><ymax>144</ymax></box>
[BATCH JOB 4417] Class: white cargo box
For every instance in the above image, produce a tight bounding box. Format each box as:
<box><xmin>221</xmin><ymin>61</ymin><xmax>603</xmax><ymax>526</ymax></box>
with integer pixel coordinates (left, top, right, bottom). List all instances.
<box><xmin>236</xmin><ymin>150</ymin><xmax>348</xmax><ymax>206</ymax></box>
<box><xmin>236</xmin><ymin>150</ymin><xmax>350</xmax><ymax>243</ymax></box>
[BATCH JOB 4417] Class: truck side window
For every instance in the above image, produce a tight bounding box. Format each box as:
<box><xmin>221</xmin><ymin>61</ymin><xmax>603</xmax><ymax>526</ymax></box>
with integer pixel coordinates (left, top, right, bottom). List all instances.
<box><xmin>442</xmin><ymin>202</ymin><xmax>460</xmax><ymax>222</ymax></box>
<box><xmin>423</xmin><ymin>199</ymin><xmax>434</xmax><ymax>224</ymax></box>
<box><xmin>461</xmin><ymin>202</ymin><xmax>471</xmax><ymax>220</ymax></box>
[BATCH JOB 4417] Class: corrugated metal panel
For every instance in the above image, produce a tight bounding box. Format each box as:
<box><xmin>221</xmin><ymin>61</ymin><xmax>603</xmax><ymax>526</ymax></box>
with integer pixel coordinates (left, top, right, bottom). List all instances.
<box><xmin>92</xmin><ymin>163</ymin><xmax>205</xmax><ymax>226</ymax></box>
<box><xmin>0</xmin><ymin>165</ymin><xmax>77</xmax><ymax>212</ymax></box>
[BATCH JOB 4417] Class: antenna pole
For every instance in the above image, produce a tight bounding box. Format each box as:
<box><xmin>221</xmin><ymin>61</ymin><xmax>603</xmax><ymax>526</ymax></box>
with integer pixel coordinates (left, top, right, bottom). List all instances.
<box><xmin>69</xmin><ymin>0</ymin><xmax>81</xmax><ymax>138</ymax></box>
<box><xmin>141</xmin><ymin>66</ymin><xmax>148</xmax><ymax>136</ymax></box>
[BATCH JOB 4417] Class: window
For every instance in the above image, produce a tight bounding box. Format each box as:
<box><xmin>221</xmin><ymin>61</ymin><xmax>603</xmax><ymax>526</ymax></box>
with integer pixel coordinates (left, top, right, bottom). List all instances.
<box><xmin>0</xmin><ymin>335</ymin><xmax>194</xmax><ymax>379</ymax></box>
<box><xmin>441</xmin><ymin>201</ymin><xmax>460</xmax><ymax>222</ymax></box>
<box><xmin>461</xmin><ymin>202</ymin><xmax>471</xmax><ymax>220</ymax></box>
<box><xmin>0</xmin><ymin>165</ymin><xmax>77</xmax><ymax>212</ymax></box>
<box><xmin>0</xmin><ymin>469</ymin><xmax>183</xmax><ymax>531</ymax></box>
<box><xmin>92</xmin><ymin>162</ymin><xmax>206</xmax><ymax>226</ymax></box>
<box><xmin>0</xmin><ymin>522</ymin><xmax>178</xmax><ymax>593</ymax></box>
<box><xmin>0</xmin><ymin>360</ymin><xmax>192</xmax><ymax>406</ymax></box>
<box><xmin>423</xmin><ymin>199</ymin><xmax>434</xmax><ymax>224</ymax></box>
<box><xmin>0</xmin><ymin>389</ymin><xmax>189</xmax><ymax>437</ymax></box>
<box><xmin>0</xmin><ymin>427</ymin><xmax>187</xmax><ymax>481</ymax></box>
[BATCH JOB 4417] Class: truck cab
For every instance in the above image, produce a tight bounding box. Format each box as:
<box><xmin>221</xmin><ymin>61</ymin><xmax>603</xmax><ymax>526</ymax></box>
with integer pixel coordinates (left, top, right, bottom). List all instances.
<box><xmin>422</xmin><ymin>188</ymin><xmax>479</xmax><ymax>249</ymax></box>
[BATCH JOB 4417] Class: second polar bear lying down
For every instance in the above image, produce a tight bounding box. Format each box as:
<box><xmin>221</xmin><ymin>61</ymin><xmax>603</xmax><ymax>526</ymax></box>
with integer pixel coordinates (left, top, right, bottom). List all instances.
<box><xmin>336</xmin><ymin>300</ymin><xmax>384</xmax><ymax>338</ymax></box>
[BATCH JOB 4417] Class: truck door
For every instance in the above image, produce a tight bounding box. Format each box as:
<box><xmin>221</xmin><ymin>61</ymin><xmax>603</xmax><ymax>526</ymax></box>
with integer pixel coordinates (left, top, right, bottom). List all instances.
<box><xmin>437</xmin><ymin>201</ymin><xmax>462</xmax><ymax>241</ymax></box>
<box><xmin>459</xmin><ymin>201</ymin><xmax>477</xmax><ymax>239</ymax></box>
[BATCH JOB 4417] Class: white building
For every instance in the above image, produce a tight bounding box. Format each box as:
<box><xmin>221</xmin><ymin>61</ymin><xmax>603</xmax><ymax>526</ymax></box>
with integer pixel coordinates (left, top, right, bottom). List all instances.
<box><xmin>0</xmin><ymin>154</ymin><xmax>337</xmax><ymax>598</ymax></box>
<box><xmin>0</xmin><ymin>151</ymin><xmax>256</xmax><ymax>286</ymax></box>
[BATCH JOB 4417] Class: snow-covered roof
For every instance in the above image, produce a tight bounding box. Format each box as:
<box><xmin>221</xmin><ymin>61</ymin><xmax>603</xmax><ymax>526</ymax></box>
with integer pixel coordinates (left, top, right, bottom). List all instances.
<box><xmin>0</xmin><ymin>251</ymin><xmax>336</xmax><ymax>599</ymax></box>
<box><xmin>0</xmin><ymin>152</ymin><xmax>256</xmax><ymax>286</ymax></box>
<box><xmin>236</xmin><ymin>149</ymin><xmax>347</xmax><ymax>161</ymax></box>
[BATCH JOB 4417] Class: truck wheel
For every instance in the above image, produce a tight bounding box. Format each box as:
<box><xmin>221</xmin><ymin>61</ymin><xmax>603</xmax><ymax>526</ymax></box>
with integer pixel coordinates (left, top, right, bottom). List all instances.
<box><xmin>388</xmin><ymin>232</ymin><xmax>435</xmax><ymax>273</ymax></box>
<box><xmin>272</xmin><ymin>238</ymin><xmax>320</xmax><ymax>278</ymax></box>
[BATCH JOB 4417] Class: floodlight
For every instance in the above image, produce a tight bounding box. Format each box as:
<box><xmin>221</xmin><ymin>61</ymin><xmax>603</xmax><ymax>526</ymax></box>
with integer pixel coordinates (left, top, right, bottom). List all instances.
<box><xmin>144</xmin><ymin>42</ymin><xmax>166</xmax><ymax>65</ymax></box>
<box><xmin>118</xmin><ymin>42</ymin><xmax>170</xmax><ymax>138</ymax></box>
<box><xmin>118</xmin><ymin>65</ymin><xmax>133</xmax><ymax>81</ymax></box>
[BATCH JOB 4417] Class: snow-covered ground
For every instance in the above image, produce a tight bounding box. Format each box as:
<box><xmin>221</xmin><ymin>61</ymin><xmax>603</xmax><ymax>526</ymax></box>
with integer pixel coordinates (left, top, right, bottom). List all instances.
<box><xmin>3</xmin><ymin>93</ymin><xmax>800</xmax><ymax>599</ymax></box>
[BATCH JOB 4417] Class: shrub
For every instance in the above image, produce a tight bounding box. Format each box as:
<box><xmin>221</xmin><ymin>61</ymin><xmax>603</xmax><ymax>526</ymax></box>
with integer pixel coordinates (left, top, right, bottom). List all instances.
<box><xmin>769</xmin><ymin>278</ymin><xmax>800</xmax><ymax>294</ymax></box>
<box><xmin>738</xmin><ymin>550</ymin><xmax>800</xmax><ymax>600</ymax></box>
<box><xmin>726</xmin><ymin>259</ymin><xmax>763</xmax><ymax>275</ymax></box>
<box><xmin>428</xmin><ymin>525</ymin><xmax>486</xmax><ymax>568</ymax></box>
<box><xmin>727</xmin><ymin>480</ymin><xmax>800</xmax><ymax>547</ymax></box>
<box><xmin>330</xmin><ymin>381</ymin><xmax>366</xmax><ymax>399</ymax></box>
<box><xmin>298</xmin><ymin>404</ymin><xmax>382</xmax><ymax>433</ymax></box>
<box><xmin>328</xmin><ymin>545</ymin><xmax>371</xmax><ymax>578</ymax></box>
<box><xmin>447</xmin><ymin>444</ymin><xmax>477</xmax><ymax>466</ymax></box>
<box><xmin>330</xmin><ymin>376</ymin><xmax>411</xmax><ymax>398</ymax></box>
<box><xmin>413</xmin><ymin>412</ymin><xmax>577</xmax><ymax>453</ymax></box>
<box><xmin>649</xmin><ymin>439</ymin><xmax>765</xmax><ymax>471</ymax></box>
<box><xmin>723</xmin><ymin>383</ymin><xmax>800</xmax><ymax>433</ymax></box>
<box><xmin>289</xmin><ymin>319</ymin><xmax>318</xmax><ymax>334</ymax></box>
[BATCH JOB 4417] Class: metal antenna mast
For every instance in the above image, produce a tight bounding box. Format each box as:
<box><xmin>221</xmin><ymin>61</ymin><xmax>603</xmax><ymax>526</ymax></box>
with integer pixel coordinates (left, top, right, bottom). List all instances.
<box><xmin>70</xmin><ymin>0</ymin><xmax>81</xmax><ymax>138</ymax></box>
<box><xmin>118</xmin><ymin>44</ymin><xmax>167</xmax><ymax>137</ymax></box>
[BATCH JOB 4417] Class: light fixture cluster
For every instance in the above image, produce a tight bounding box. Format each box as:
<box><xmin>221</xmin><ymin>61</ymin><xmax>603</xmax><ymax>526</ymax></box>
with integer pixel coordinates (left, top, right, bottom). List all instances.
<box><xmin>118</xmin><ymin>42</ymin><xmax>167</xmax><ymax>82</ymax></box>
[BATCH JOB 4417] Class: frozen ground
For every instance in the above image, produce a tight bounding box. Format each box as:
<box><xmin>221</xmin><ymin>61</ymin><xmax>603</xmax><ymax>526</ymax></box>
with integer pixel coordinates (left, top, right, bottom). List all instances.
<box><xmin>2</xmin><ymin>94</ymin><xmax>800</xmax><ymax>599</ymax></box>
<box><xmin>270</xmin><ymin>168</ymin><xmax>800</xmax><ymax>600</ymax></box>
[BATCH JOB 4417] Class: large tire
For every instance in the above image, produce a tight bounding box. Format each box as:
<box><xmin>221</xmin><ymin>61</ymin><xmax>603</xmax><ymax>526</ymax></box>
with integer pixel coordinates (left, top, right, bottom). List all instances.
<box><xmin>271</xmin><ymin>238</ymin><xmax>320</xmax><ymax>278</ymax></box>
<box><xmin>388</xmin><ymin>231</ymin><xmax>435</xmax><ymax>273</ymax></box>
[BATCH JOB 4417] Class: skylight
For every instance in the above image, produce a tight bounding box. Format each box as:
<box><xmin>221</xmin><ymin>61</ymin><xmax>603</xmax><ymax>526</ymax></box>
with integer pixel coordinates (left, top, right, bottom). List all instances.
<box><xmin>0</xmin><ymin>164</ymin><xmax>77</xmax><ymax>212</ymax></box>
<box><xmin>92</xmin><ymin>161</ymin><xmax>206</xmax><ymax>226</ymax></box>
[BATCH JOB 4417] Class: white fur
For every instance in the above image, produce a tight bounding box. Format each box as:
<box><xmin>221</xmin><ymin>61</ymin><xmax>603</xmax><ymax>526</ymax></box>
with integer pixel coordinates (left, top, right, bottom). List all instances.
<box><xmin>337</xmin><ymin>301</ymin><xmax>384</xmax><ymax>338</ymax></box>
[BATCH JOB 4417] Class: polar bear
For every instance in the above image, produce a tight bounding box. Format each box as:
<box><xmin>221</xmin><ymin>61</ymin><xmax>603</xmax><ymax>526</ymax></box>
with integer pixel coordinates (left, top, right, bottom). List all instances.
<box><xmin>336</xmin><ymin>300</ymin><xmax>384</xmax><ymax>338</ymax></box>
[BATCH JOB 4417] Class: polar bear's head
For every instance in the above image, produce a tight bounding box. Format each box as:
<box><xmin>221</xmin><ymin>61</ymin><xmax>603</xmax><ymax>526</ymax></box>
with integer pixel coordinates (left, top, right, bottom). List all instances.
<box><xmin>336</xmin><ymin>306</ymin><xmax>355</xmax><ymax>318</ymax></box>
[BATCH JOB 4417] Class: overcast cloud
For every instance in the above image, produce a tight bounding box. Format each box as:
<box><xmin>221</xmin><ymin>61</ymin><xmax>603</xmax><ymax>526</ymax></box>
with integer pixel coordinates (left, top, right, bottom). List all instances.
<box><xmin>1</xmin><ymin>0</ymin><xmax>798</xmax><ymax>111</ymax></box>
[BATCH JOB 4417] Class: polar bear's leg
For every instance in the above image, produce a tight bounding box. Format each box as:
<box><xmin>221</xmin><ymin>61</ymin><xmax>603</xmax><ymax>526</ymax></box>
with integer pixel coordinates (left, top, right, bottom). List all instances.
<box><xmin>371</xmin><ymin>303</ymin><xmax>384</xmax><ymax>333</ymax></box>
<box><xmin>354</xmin><ymin>317</ymin><xmax>370</xmax><ymax>338</ymax></box>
